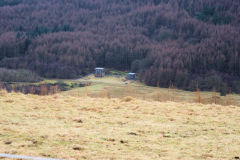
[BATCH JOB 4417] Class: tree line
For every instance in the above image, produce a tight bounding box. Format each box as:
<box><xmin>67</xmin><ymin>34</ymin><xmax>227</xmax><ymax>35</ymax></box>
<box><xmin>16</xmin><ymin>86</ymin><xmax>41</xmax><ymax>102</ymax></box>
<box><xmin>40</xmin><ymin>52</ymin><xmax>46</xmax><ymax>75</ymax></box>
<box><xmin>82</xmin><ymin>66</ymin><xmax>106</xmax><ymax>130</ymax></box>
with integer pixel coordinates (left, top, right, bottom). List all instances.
<box><xmin>0</xmin><ymin>0</ymin><xmax>239</xmax><ymax>93</ymax></box>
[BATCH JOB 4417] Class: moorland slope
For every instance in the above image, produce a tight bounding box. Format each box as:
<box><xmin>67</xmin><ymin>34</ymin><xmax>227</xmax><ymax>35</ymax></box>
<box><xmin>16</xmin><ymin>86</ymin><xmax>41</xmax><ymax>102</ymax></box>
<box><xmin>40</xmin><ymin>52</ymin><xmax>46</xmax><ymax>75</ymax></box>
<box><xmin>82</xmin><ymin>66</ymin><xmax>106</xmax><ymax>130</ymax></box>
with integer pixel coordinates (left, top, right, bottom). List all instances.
<box><xmin>0</xmin><ymin>92</ymin><xmax>240</xmax><ymax>159</ymax></box>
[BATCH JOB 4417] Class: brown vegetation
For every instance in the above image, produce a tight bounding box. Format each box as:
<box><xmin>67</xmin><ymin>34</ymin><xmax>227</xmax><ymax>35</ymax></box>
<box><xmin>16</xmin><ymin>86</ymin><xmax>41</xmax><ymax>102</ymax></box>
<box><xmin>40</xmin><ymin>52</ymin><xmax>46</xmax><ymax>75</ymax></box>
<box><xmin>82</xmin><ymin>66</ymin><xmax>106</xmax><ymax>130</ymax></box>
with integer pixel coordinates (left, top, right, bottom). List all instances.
<box><xmin>0</xmin><ymin>0</ymin><xmax>239</xmax><ymax>93</ymax></box>
<box><xmin>0</xmin><ymin>82</ymin><xmax>90</xmax><ymax>95</ymax></box>
<box><xmin>0</xmin><ymin>92</ymin><xmax>240</xmax><ymax>159</ymax></box>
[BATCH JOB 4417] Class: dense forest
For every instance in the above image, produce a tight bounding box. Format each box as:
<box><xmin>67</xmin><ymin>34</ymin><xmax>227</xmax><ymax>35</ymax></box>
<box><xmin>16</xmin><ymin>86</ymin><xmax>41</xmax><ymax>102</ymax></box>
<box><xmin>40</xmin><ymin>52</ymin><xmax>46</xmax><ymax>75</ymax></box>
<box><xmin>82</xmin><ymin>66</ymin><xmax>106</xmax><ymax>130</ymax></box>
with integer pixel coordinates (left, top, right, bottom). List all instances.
<box><xmin>0</xmin><ymin>0</ymin><xmax>240</xmax><ymax>94</ymax></box>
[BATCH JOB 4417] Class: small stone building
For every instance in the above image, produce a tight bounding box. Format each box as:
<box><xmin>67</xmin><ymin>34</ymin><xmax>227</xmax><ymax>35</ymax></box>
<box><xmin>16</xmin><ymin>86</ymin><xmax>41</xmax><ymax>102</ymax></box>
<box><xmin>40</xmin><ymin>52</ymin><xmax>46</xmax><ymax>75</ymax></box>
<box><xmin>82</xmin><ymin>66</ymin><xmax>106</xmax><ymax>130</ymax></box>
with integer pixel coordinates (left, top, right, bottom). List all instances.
<box><xmin>126</xmin><ymin>72</ymin><xmax>136</xmax><ymax>80</ymax></box>
<box><xmin>95</xmin><ymin>68</ymin><xmax>105</xmax><ymax>77</ymax></box>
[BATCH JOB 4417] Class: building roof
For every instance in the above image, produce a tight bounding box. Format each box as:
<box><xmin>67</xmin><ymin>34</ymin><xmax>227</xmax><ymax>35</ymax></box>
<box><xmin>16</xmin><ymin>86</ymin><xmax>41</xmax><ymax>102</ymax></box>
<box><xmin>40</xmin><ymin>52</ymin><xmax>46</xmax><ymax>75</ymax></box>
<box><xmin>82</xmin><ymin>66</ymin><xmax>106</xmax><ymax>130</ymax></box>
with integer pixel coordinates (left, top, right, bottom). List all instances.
<box><xmin>95</xmin><ymin>67</ymin><xmax>104</xmax><ymax>70</ymax></box>
<box><xmin>128</xmin><ymin>72</ymin><xmax>136</xmax><ymax>75</ymax></box>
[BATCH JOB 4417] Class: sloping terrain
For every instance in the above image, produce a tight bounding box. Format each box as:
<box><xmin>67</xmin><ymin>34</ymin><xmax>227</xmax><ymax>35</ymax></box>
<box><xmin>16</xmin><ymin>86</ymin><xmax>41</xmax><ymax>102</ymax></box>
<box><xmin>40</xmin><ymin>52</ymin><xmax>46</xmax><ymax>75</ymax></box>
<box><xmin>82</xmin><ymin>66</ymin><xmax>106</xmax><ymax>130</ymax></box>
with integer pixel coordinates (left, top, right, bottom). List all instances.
<box><xmin>0</xmin><ymin>92</ymin><xmax>240</xmax><ymax>159</ymax></box>
<box><xmin>68</xmin><ymin>74</ymin><xmax>240</xmax><ymax>106</ymax></box>
<box><xmin>0</xmin><ymin>0</ymin><xmax>240</xmax><ymax>93</ymax></box>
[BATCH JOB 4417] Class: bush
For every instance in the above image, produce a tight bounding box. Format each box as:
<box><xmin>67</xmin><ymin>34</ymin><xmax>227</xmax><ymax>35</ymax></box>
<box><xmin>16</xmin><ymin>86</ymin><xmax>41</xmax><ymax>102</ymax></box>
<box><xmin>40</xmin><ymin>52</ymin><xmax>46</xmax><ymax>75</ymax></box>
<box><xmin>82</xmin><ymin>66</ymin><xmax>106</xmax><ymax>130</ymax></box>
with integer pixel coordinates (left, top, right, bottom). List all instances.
<box><xmin>122</xmin><ymin>96</ymin><xmax>134</xmax><ymax>102</ymax></box>
<box><xmin>232</xmin><ymin>81</ymin><xmax>240</xmax><ymax>94</ymax></box>
<box><xmin>220</xmin><ymin>83</ymin><xmax>228</xmax><ymax>96</ymax></box>
<box><xmin>0</xmin><ymin>68</ymin><xmax>42</xmax><ymax>82</ymax></box>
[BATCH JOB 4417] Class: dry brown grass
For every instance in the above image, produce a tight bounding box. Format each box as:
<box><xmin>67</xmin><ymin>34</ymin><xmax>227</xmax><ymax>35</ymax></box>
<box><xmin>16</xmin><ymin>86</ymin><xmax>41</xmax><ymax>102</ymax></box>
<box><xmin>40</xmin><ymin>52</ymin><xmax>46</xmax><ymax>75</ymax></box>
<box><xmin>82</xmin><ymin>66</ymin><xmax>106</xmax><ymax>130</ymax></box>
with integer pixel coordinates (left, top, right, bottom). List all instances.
<box><xmin>0</xmin><ymin>92</ymin><xmax>240</xmax><ymax>160</ymax></box>
<box><xmin>73</xmin><ymin>75</ymin><xmax>240</xmax><ymax>106</ymax></box>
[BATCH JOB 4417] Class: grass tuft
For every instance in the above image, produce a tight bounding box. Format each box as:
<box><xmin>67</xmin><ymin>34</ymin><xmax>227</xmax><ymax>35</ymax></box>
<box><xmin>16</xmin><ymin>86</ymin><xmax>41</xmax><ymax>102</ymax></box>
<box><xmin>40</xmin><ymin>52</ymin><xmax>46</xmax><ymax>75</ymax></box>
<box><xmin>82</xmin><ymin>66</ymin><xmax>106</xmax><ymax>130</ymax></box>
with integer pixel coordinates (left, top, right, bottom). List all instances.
<box><xmin>122</xmin><ymin>96</ymin><xmax>135</xmax><ymax>102</ymax></box>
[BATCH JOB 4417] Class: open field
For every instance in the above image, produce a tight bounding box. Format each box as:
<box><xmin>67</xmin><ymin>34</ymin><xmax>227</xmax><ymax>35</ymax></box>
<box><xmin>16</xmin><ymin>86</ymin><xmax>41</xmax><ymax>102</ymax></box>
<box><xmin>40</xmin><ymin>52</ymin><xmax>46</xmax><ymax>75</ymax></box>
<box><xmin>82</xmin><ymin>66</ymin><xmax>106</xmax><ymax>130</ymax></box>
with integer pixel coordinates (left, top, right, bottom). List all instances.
<box><xmin>64</xmin><ymin>74</ymin><xmax>240</xmax><ymax>107</ymax></box>
<box><xmin>2</xmin><ymin>71</ymin><xmax>239</xmax><ymax>106</ymax></box>
<box><xmin>0</xmin><ymin>73</ymin><xmax>240</xmax><ymax>159</ymax></box>
<box><xmin>0</xmin><ymin>92</ymin><xmax>240</xmax><ymax>159</ymax></box>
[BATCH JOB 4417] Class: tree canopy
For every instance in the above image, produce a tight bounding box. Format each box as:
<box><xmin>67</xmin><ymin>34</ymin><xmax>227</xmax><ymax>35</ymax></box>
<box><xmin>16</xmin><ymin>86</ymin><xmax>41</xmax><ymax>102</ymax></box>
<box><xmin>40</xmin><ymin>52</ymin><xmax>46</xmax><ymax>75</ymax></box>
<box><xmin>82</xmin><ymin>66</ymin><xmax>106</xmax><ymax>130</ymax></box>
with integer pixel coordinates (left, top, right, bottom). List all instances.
<box><xmin>0</xmin><ymin>0</ymin><xmax>240</xmax><ymax>93</ymax></box>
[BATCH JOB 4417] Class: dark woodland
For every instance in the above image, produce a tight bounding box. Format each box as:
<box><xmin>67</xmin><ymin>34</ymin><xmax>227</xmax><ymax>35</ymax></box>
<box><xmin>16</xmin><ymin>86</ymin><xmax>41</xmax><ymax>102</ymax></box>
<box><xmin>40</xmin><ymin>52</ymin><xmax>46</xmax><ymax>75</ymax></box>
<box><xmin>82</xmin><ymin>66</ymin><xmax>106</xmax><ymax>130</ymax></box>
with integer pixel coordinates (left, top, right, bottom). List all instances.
<box><xmin>0</xmin><ymin>0</ymin><xmax>240</xmax><ymax>93</ymax></box>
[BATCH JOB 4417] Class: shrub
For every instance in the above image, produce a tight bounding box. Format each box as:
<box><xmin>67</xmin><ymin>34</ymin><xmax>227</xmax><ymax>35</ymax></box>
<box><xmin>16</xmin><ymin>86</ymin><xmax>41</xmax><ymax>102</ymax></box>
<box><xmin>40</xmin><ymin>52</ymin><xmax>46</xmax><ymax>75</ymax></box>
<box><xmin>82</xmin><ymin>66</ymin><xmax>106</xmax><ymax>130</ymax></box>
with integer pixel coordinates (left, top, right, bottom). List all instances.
<box><xmin>122</xmin><ymin>96</ymin><xmax>134</xmax><ymax>102</ymax></box>
<box><xmin>0</xmin><ymin>68</ymin><xmax>42</xmax><ymax>82</ymax></box>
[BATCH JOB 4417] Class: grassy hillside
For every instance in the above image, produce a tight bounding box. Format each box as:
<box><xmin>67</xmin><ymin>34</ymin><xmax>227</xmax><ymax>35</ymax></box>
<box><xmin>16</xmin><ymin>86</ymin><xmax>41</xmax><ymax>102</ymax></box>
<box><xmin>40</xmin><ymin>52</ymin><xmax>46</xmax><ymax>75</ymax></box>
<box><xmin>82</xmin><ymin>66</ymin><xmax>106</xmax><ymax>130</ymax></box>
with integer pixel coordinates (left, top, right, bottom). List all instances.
<box><xmin>66</xmin><ymin>74</ymin><xmax>240</xmax><ymax>106</ymax></box>
<box><xmin>0</xmin><ymin>91</ymin><xmax>240</xmax><ymax>159</ymax></box>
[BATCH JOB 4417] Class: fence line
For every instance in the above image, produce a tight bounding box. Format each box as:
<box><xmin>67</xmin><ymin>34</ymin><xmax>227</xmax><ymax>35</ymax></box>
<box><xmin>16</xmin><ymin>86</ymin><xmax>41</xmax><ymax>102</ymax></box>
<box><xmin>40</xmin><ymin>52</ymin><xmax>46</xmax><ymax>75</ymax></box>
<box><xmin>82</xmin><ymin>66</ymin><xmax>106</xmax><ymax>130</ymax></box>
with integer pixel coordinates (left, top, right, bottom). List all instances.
<box><xmin>0</xmin><ymin>153</ymin><xmax>63</xmax><ymax>160</ymax></box>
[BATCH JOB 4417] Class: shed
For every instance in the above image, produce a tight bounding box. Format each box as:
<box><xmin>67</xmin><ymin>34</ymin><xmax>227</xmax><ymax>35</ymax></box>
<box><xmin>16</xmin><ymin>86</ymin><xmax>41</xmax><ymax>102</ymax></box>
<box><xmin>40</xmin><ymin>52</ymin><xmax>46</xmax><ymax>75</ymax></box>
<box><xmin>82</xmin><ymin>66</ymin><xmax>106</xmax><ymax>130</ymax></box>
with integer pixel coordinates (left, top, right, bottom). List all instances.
<box><xmin>126</xmin><ymin>72</ymin><xmax>136</xmax><ymax>80</ymax></box>
<box><xmin>95</xmin><ymin>68</ymin><xmax>105</xmax><ymax>77</ymax></box>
